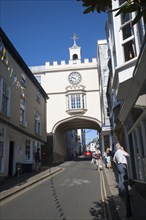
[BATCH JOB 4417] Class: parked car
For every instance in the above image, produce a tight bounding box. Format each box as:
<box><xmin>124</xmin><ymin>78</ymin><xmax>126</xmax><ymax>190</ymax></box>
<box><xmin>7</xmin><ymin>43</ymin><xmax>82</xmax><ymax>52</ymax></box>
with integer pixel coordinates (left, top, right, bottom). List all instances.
<box><xmin>84</xmin><ymin>150</ymin><xmax>92</xmax><ymax>157</ymax></box>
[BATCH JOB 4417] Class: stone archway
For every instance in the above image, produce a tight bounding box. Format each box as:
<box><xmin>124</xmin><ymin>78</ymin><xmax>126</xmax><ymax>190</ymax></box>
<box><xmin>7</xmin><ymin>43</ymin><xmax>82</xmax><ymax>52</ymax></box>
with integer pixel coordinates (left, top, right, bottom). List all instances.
<box><xmin>50</xmin><ymin>115</ymin><xmax>102</xmax><ymax>164</ymax></box>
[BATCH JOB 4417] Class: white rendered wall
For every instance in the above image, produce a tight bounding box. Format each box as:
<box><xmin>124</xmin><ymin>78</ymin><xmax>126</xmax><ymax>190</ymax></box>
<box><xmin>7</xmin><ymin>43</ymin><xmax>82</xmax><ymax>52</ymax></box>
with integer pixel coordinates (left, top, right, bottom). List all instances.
<box><xmin>31</xmin><ymin>60</ymin><xmax>101</xmax><ymax>133</ymax></box>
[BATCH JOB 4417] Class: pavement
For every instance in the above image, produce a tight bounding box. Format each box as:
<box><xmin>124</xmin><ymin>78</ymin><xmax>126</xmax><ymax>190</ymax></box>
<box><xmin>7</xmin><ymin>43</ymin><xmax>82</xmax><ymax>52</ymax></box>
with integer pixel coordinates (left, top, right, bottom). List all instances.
<box><xmin>0</xmin><ymin>166</ymin><xmax>63</xmax><ymax>202</ymax></box>
<box><xmin>104</xmin><ymin>166</ymin><xmax>146</xmax><ymax>220</ymax></box>
<box><xmin>0</xmin><ymin>162</ymin><xmax>146</xmax><ymax>220</ymax></box>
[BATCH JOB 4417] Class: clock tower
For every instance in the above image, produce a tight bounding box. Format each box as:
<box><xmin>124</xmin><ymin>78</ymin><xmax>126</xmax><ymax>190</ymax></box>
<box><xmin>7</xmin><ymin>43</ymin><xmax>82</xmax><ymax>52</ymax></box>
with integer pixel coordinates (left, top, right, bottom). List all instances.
<box><xmin>30</xmin><ymin>33</ymin><xmax>101</xmax><ymax>165</ymax></box>
<box><xmin>69</xmin><ymin>33</ymin><xmax>81</xmax><ymax>63</ymax></box>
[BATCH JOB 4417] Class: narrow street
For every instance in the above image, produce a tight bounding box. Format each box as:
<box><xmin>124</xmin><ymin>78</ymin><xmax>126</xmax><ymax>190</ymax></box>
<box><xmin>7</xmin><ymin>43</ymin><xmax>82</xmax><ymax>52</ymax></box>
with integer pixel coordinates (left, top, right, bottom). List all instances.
<box><xmin>0</xmin><ymin>159</ymin><xmax>119</xmax><ymax>220</ymax></box>
<box><xmin>1</xmin><ymin>3</ymin><xmax>146</xmax><ymax>220</ymax></box>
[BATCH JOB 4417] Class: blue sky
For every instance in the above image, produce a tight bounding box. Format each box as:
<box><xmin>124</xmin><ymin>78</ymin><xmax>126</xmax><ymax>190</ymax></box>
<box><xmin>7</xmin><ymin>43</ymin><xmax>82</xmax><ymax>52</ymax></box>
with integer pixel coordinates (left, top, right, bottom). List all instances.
<box><xmin>1</xmin><ymin>0</ymin><xmax>107</xmax><ymax>143</ymax></box>
<box><xmin>1</xmin><ymin>0</ymin><xmax>108</xmax><ymax>67</ymax></box>
<box><xmin>85</xmin><ymin>129</ymin><xmax>98</xmax><ymax>144</ymax></box>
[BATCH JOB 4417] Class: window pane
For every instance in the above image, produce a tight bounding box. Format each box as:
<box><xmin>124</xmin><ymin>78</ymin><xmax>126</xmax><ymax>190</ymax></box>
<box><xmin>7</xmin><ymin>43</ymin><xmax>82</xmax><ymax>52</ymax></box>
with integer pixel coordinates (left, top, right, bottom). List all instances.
<box><xmin>122</xmin><ymin>23</ymin><xmax>133</xmax><ymax>40</ymax></box>
<box><xmin>67</xmin><ymin>93</ymin><xmax>86</xmax><ymax>110</ymax></box>
<box><xmin>119</xmin><ymin>0</ymin><xmax>132</xmax><ymax>24</ymax></box>
<box><xmin>20</xmin><ymin>98</ymin><xmax>26</xmax><ymax>125</ymax></box>
<box><xmin>121</xmin><ymin>13</ymin><xmax>131</xmax><ymax>24</ymax></box>
<box><xmin>119</xmin><ymin>0</ymin><xmax>125</xmax><ymax>5</ymax></box>
<box><xmin>20</xmin><ymin>109</ymin><xmax>25</xmax><ymax>124</ymax></box>
<box><xmin>82</xmin><ymin>94</ymin><xmax>85</xmax><ymax>108</ymax></box>
<box><xmin>71</xmin><ymin>95</ymin><xmax>76</xmax><ymax>109</ymax></box>
<box><xmin>36</xmin><ymin>93</ymin><xmax>41</xmax><ymax>103</ymax></box>
<box><xmin>2</xmin><ymin>81</ymin><xmax>10</xmax><ymax>116</ymax></box>
<box><xmin>123</xmin><ymin>40</ymin><xmax>136</xmax><ymax>62</ymax></box>
<box><xmin>25</xmin><ymin>140</ymin><xmax>31</xmax><ymax>160</ymax></box>
<box><xmin>21</xmin><ymin>73</ymin><xmax>26</xmax><ymax>86</ymax></box>
<box><xmin>76</xmin><ymin>94</ymin><xmax>81</xmax><ymax>108</ymax></box>
<box><xmin>34</xmin><ymin>112</ymin><xmax>41</xmax><ymax>135</ymax></box>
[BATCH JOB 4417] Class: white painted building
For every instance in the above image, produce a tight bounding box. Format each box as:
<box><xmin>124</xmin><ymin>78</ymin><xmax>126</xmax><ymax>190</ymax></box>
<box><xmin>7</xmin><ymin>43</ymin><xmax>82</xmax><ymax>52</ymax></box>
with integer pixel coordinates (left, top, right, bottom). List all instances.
<box><xmin>89</xmin><ymin>142</ymin><xmax>96</xmax><ymax>152</ymax></box>
<box><xmin>30</xmin><ymin>33</ymin><xmax>102</xmax><ymax>164</ymax></box>
<box><xmin>97</xmin><ymin>40</ymin><xmax>111</xmax><ymax>153</ymax></box>
<box><xmin>106</xmin><ymin>1</ymin><xmax>146</xmax><ymax>198</ymax></box>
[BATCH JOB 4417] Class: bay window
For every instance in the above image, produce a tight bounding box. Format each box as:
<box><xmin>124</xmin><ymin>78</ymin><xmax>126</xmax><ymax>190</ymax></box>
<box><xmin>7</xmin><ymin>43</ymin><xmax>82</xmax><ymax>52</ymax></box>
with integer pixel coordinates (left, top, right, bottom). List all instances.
<box><xmin>119</xmin><ymin>0</ymin><xmax>137</xmax><ymax>62</ymax></box>
<box><xmin>66</xmin><ymin>90</ymin><xmax>87</xmax><ymax>115</ymax></box>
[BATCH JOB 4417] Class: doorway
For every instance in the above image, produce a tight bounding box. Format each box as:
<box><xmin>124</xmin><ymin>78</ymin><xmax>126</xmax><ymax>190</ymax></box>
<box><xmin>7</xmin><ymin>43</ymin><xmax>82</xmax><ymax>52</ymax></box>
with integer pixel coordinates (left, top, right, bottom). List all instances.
<box><xmin>8</xmin><ymin>141</ymin><xmax>14</xmax><ymax>176</ymax></box>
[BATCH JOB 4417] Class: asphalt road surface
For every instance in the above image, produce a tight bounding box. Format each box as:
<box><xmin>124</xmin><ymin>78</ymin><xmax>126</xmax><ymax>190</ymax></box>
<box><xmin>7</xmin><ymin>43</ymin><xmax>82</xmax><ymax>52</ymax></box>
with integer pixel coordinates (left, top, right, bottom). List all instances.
<box><xmin>0</xmin><ymin>158</ymin><xmax>120</xmax><ymax>220</ymax></box>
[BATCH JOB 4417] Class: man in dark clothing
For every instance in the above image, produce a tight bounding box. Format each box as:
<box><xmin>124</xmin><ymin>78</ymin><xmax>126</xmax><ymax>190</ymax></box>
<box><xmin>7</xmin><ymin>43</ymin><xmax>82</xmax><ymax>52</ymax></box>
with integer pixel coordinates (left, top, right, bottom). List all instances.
<box><xmin>35</xmin><ymin>148</ymin><xmax>41</xmax><ymax>171</ymax></box>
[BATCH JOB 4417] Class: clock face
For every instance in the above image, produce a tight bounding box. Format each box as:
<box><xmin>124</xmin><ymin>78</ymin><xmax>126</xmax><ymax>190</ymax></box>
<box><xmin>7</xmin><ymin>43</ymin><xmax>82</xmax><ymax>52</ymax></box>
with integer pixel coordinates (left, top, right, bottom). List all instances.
<box><xmin>68</xmin><ymin>72</ymin><xmax>81</xmax><ymax>85</ymax></box>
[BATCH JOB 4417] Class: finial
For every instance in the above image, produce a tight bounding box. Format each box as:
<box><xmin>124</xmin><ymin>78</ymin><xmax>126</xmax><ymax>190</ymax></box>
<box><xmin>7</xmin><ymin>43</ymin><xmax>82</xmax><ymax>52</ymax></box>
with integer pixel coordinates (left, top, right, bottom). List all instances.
<box><xmin>71</xmin><ymin>33</ymin><xmax>79</xmax><ymax>46</ymax></box>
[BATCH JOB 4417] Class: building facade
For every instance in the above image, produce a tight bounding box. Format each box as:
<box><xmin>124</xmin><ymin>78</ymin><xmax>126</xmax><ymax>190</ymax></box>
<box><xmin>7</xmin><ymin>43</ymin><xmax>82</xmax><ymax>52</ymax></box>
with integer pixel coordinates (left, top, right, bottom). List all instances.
<box><xmin>106</xmin><ymin>1</ymin><xmax>146</xmax><ymax>197</ymax></box>
<box><xmin>97</xmin><ymin>40</ymin><xmax>111</xmax><ymax>154</ymax></box>
<box><xmin>30</xmin><ymin>34</ymin><xmax>102</xmax><ymax>164</ymax></box>
<box><xmin>0</xmin><ymin>28</ymin><xmax>48</xmax><ymax>179</ymax></box>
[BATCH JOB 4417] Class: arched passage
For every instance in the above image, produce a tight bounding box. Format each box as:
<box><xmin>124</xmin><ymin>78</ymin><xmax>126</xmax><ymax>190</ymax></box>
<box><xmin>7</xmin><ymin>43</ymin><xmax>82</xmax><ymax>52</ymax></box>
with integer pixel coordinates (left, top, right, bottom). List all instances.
<box><xmin>50</xmin><ymin>116</ymin><xmax>102</xmax><ymax>164</ymax></box>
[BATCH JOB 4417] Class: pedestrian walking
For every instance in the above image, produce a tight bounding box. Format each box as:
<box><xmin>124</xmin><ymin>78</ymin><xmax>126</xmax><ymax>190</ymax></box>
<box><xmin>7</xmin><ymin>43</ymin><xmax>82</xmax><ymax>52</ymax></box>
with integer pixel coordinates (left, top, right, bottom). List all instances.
<box><xmin>95</xmin><ymin>148</ymin><xmax>102</xmax><ymax>171</ymax></box>
<box><xmin>103</xmin><ymin>150</ymin><xmax>107</xmax><ymax>168</ymax></box>
<box><xmin>105</xmin><ymin>147</ymin><xmax>112</xmax><ymax>169</ymax></box>
<box><xmin>113</xmin><ymin>142</ymin><xmax>130</xmax><ymax>196</ymax></box>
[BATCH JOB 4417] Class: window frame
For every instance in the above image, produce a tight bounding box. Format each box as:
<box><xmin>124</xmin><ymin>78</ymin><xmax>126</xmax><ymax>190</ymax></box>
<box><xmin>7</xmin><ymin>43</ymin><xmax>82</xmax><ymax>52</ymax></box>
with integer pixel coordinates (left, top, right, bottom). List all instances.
<box><xmin>25</xmin><ymin>140</ymin><xmax>31</xmax><ymax>161</ymax></box>
<box><xmin>20</xmin><ymin>97</ymin><xmax>27</xmax><ymax>126</ymax></box>
<box><xmin>122</xmin><ymin>37</ymin><xmax>136</xmax><ymax>62</ymax></box>
<box><xmin>34</xmin><ymin>111</ymin><xmax>41</xmax><ymax>135</ymax></box>
<box><xmin>21</xmin><ymin>73</ymin><xmax>27</xmax><ymax>87</ymax></box>
<box><xmin>0</xmin><ymin>78</ymin><xmax>10</xmax><ymax>117</ymax></box>
<box><xmin>66</xmin><ymin>90</ymin><xmax>87</xmax><ymax>115</ymax></box>
<box><xmin>119</xmin><ymin>1</ymin><xmax>137</xmax><ymax>62</ymax></box>
<box><xmin>36</xmin><ymin>91</ymin><xmax>41</xmax><ymax>104</ymax></box>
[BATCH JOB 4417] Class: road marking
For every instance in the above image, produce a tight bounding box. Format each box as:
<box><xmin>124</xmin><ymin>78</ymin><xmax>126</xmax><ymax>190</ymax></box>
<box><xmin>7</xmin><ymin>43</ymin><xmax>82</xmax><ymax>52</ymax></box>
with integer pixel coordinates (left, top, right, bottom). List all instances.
<box><xmin>0</xmin><ymin>168</ymin><xmax>64</xmax><ymax>206</ymax></box>
<box><xmin>100</xmin><ymin>171</ymin><xmax>107</xmax><ymax>220</ymax></box>
<box><xmin>60</xmin><ymin>178</ymin><xmax>90</xmax><ymax>187</ymax></box>
<box><xmin>100</xmin><ymin>170</ymin><xmax>112</xmax><ymax>220</ymax></box>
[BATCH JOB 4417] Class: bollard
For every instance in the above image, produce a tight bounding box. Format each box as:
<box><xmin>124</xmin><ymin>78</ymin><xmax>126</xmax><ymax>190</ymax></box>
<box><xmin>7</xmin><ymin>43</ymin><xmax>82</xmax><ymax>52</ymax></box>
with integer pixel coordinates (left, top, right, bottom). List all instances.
<box><xmin>126</xmin><ymin>193</ymin><xmax>132</xmax><ymax>217</ymax></box>
<box><xmin>124</xmin><ymin>180</ymin><xmax>132</xmax><ymax>217</ymax></box>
